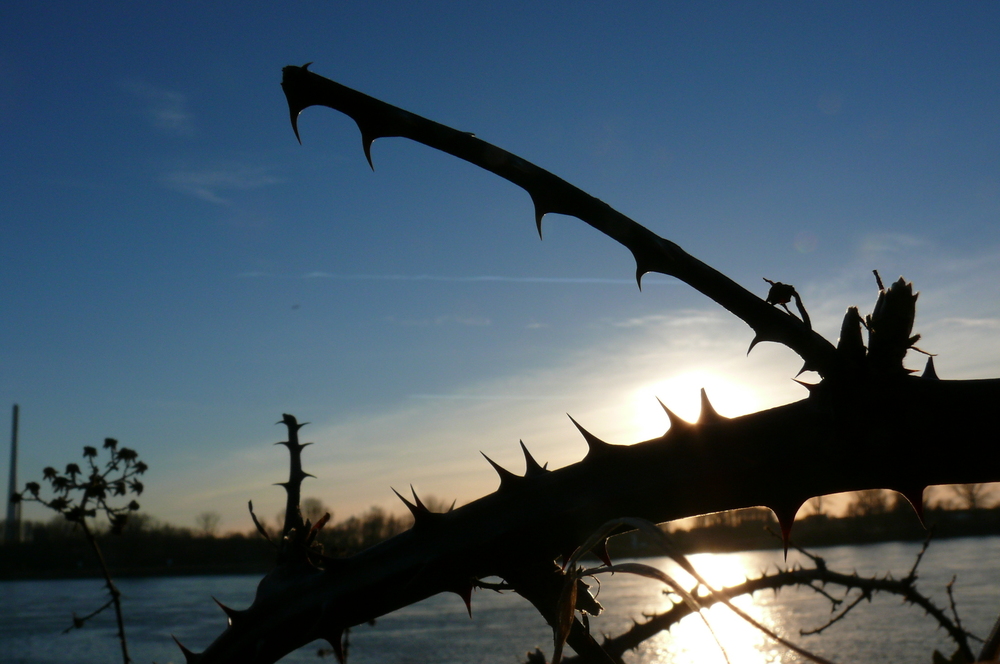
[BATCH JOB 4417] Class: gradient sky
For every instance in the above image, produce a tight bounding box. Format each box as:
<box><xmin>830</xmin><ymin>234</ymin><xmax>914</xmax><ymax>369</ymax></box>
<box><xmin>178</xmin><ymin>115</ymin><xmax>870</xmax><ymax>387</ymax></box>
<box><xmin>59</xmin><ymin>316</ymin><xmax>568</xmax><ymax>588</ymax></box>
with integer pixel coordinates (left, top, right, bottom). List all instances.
<box><xmin>3</xmin><ymin>3</ymin><xmax>999</xmax><ymax>531</ymax></box>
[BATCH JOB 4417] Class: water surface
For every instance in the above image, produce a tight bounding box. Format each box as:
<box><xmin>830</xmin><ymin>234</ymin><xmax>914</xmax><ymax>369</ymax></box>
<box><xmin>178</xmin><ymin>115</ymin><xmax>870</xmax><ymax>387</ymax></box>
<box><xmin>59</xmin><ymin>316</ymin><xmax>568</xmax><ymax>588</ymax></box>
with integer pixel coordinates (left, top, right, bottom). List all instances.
<box><xmin>3</xmin><ymin>538</ymin><xmax>999</xmax><ymax>664</ymax></box>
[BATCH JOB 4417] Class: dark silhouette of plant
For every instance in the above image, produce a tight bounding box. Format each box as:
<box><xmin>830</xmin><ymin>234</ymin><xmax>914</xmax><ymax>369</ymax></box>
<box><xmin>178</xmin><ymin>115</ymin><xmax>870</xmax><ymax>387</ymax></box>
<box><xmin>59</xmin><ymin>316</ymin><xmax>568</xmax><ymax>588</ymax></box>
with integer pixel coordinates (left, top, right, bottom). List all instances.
<box><xmin>14</xmin><ymin>437</ymin><xmax>146</xmax><ymax>664</ymax></box>
<box><xmin>548</xmin><ymin>531</ymin><xmax>981</xmax><ymax>664</ymax></box>
<box><xmin>168</xmin><ymin>67</ymin><xmax>1000</xmax><ymax>664</ymax></box>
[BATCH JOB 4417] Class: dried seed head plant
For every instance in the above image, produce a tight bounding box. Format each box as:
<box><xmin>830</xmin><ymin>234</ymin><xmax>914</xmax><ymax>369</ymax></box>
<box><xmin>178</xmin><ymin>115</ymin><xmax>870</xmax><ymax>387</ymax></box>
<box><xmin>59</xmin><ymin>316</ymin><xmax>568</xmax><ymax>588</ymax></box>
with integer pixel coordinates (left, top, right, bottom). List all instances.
<box><xmin>16</xmin><ymin>437</ymin><xmax>146</xmax><ymax>664</ymax></box>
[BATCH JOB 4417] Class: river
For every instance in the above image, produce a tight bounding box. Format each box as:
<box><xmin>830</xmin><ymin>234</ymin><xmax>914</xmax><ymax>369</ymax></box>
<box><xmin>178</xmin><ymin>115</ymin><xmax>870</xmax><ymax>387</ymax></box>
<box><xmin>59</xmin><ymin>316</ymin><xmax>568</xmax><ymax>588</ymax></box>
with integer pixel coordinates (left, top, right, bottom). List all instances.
<box><xmin>3</xmin><ymin>537</ymin><xmax>1000</xmax><ymax>664</ymax></box>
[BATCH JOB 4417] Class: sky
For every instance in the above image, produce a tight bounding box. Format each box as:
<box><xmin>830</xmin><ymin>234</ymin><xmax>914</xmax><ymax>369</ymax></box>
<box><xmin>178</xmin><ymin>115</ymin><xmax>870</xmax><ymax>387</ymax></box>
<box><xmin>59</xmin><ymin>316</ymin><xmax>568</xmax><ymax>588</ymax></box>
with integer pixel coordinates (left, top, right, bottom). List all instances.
<box><xmin>2</xmin><ymin>3</ymin><xmax>999</xmax><ymax>532</ymax></box>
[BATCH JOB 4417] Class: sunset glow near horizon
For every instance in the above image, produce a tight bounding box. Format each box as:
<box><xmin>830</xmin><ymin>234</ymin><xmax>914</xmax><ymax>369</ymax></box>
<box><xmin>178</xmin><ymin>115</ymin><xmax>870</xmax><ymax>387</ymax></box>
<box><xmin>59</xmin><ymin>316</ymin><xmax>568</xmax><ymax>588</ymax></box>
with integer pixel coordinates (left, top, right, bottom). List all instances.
<box><xmin>3</xmin><ymin>3</ymin><xmax>1000</xmax><ymax>532</ymax></box>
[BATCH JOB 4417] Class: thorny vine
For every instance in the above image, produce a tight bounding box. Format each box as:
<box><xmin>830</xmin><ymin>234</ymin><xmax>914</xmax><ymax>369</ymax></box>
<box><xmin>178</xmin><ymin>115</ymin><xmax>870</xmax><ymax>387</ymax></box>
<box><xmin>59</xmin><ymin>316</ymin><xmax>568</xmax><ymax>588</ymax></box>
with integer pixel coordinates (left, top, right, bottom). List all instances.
<box><xmin>545</xmin><ymin>530</ymin><xmax>982</xmax><ymax>664</ymax></box>
<box><xmin>169</xmin><ymin>67</ymin><xmax>1000</xmax><ymax>664</ymax></box>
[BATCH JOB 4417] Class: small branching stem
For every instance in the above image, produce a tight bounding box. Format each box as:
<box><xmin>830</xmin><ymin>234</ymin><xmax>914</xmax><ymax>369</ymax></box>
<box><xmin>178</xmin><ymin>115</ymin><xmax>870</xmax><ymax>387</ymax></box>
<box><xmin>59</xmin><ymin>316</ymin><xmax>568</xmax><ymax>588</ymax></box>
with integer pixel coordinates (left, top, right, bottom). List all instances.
<box><xmin>80</xmin><ymin>518</ymin><xmax>131</xmax><ymax>663</ymax></box>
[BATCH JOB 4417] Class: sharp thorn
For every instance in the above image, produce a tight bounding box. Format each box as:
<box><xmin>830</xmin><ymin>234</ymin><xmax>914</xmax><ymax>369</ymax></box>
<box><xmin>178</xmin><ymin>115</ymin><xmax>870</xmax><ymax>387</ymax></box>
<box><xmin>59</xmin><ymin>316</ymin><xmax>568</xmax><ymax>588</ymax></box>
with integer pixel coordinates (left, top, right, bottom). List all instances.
<box><xmin>792</xmin><ymin>378</ymin><xmax>819</xmax><ymax>393</ymax></box>
<box><xmin>392</xmin><ymin>487</ymin><xmax>420</xmax><ymax>519</ymax></box>
<box><xmin>567</xmin><ymin>414</ymin><xmax>612</xmax><ymax>458</ymax></box>
<box><xmin>635</xmin><ymin>264</ymin><xmax>647</xmax><ymax>291</ymax></box>
<box><xmin>697</xmin><ymin>388</ymin><xmax>724</xmax><ymax>424</ymax></box>
<box><xmin>747</xmin><ymin>335</ymin><xmax>763</xmax><ymax>355</ymax></box>
<box><xmin>451</xmin><ymin>584</ymin><xmax>474</xmax><ymax>618</ymax></box>
<box><xmin>519</xmin><ymin>440</ymin><xmax>547</xmax><ymax>477</ymax></box>
<box><xmin>282</xmin><ymin>64</ymin><xmax>314</xmax><ymax>145</ymax></box>
<box><xmin>771</xmin><ymin>504</ymin><xmax>800</xmax><ymax>561</ymax></box>
<box><xmin>529</xmin><ymin>193</ymin><xmax>548</xmax><ymax>239</ymax></box>
<box><xmin>656</xmin><ymin>398</ymin><xmax>691</xmax><ymax>432</ymax></box>
<box><xmin>409</xmin><ymin>485</ymin><xmax>431</xmax><ymax>513</ymax></box>
<box><xmin>922</xmin><ymin>356</ymin><xmax>939</xmax><ymax>380</ymax></box>
<box><xmin>172</xmin><ymin>635</ymin><xmax>200</xmax><ymax>664</ymax></box>
<box><xmin>362</xmin><ymin>133</ymin><xmax>375</xmax><ymax>171</ymax></box>
<box><xmin>212</xmin><ymin>597</ymin><xmax>242</xmax><ymax>627</ymax></box>
<box><xmin>324</xmin><ymin>627</ymin><xmax>345</xmax><ymax>664</ymax></box>
<box><xmin>278</xmin><ymin>413</ymin><xmax>306</xmax><ymax>431</ymax></box>
<box><xmin>481</xmin><ymin>452</ymin><xmax>519</xmax><ymax>489</ymax></box>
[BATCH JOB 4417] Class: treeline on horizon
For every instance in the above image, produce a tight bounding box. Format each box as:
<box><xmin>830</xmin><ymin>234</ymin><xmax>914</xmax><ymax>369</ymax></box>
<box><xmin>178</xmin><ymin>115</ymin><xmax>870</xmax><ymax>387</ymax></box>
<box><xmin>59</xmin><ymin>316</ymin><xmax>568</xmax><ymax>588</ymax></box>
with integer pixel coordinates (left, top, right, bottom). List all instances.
<box><xmin>3</xmin><ymin>487</ymin><xmax>999</xmax><ymax>580</ymax></box>
<box><xmin>0</xmin><ymin>496</ymin><xmax>436</xmax><ymax>580</ymax></box>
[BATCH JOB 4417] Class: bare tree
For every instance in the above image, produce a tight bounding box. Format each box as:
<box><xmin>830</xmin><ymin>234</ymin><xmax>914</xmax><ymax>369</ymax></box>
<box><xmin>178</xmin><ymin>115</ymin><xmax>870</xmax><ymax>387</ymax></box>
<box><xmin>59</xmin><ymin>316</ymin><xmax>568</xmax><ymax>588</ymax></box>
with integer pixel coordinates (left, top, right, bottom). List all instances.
<box><xmin>195</xmin><ymin>511</ymin><xmax>221</xmax><ymax>537</ymax></box>
<box><xmin>301</xmin><ymin>497</ymin><xmax>330</xmax><ymax>524</ymax></box>
<box><xmin>844</xmin><ymin>489</ymin><xmax>893</xmax><ymax>517</ymax></box>
<box><xmin>949</xmin><ymin>483</ymin><xmax>996</xmax><ymax>510</ymax></box>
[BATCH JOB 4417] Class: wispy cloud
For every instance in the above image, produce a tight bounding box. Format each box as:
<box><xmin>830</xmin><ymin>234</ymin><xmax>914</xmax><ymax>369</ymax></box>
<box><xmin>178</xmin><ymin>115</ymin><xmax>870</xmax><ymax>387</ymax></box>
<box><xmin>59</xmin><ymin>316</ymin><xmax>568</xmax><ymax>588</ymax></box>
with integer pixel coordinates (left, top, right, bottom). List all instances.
<box><xmin>385</xmin><ymin>314</ymin><xmax>491</xmax><ymax>327</ymax></box>
<box><xmin>408</xmin><ymin>393</ymin><xmax>568</xmax><ymax>400</ymax></box>
<box><xmin>163</xmin><ymin>163</ymin><xmax>282</xmax><ymax>204</ymax></box>
<box><xmin>935</xmin><ymin>317</ymin><xmax>1000</xmax><ymax>330</ymax></box>
<box><xmin>124</xmin><ymin>80</ymin><xmax>194</xmax><ymax>136</ymax></box>
<box><xmin>859</xmin><ymin>232</ymin><xmax>930</xmax><ymax>257</ymax></box>
<box><xmin>609</xmin><ymin>312</ymin><xmax>720</xmax><ymax>328</ymax></box>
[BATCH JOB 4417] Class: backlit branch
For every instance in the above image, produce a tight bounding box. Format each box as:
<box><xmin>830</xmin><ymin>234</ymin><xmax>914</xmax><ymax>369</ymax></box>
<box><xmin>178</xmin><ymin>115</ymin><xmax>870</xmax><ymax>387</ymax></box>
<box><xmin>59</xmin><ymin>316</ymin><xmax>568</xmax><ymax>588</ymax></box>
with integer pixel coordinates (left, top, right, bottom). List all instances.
<box><xmin>562</xmin><ymin>540</ymin><xmax>978</xmax><ymax>664</ymax></box>
<box><xmin>280</xmin><ymin>64</ymin><xmax>842</xmax><ymax>378</ymax></box>
<box><xmin>169</xmin><ymin>69</ymin><xmax>1000</xmax><ymax>664</ymax></box>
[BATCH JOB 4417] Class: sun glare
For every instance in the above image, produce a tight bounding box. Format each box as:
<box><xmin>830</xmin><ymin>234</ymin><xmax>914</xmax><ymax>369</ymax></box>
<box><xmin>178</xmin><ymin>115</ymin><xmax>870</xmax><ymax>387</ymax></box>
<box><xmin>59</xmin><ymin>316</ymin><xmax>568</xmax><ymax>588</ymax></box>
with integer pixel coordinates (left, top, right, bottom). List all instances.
<box><xmin>637</xmin><ymin>552</ymin><xmax>785</xmax><ymax>664</ymax></box>
<box><xmin>628</xmin><ymin>371</ymin><xmax>761</xmax><ymax>442</ymax></box>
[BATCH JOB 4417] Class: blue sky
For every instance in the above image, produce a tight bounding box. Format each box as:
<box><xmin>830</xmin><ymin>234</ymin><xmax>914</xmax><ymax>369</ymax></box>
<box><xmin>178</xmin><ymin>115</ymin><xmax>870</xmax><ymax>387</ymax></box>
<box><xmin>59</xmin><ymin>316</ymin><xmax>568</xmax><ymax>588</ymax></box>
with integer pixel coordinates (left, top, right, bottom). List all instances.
<box><xmin>2</xmin><ymin>3</ymin><xmax>999</xmax><ymax>531</ymax></box>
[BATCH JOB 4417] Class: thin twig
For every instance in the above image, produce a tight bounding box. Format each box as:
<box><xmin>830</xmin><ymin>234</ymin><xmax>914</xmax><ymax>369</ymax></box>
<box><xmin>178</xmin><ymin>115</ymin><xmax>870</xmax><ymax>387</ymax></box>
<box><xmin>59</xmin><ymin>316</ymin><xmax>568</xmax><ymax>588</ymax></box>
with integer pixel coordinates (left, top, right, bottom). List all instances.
<box><xmin>906</xmin><ymin>530</ymin><xmax>933</xmax><ymax>581</ymax></box>
<box><xmin>62</xmin><ymin>597</ymin><xmax>115</xmax><ymax>634</ymax></box>
<box><xmin>81</xmin><ymin>517</ymin><xmax>131</xmax><ymax>663</ymax></box>
<box><xmin>945</xmin><ymin>576</ymin><xmax>975</xmax><ymax>643</ymax></box>
<box><xmin>800</xmin><ymin>588</ymin><xmax>871</xmax><ymax>636</ymax></box>
<box><xmin>806</xmin><ymin>582</ymin><xmax>843</xmax><ymax>607</ymax></box>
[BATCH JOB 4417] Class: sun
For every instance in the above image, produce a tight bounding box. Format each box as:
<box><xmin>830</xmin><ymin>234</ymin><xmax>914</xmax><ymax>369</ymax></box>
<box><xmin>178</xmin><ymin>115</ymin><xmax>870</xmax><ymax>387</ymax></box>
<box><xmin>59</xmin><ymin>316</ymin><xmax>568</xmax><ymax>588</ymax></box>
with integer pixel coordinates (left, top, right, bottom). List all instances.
<box><xmin>628</xmin><ymin>371</ymin><xmax>761</xmax><ymax>442</ymax></box>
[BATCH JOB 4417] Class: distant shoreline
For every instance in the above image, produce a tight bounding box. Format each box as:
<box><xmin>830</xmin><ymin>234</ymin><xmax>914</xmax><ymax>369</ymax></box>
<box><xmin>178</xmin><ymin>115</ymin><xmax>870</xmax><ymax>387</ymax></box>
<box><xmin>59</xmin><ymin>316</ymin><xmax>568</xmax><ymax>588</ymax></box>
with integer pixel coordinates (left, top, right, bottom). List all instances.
<box><xmin>4</xmin><ymin>507</ymin><xmax>1000</xmax><ymax>582</ymax></box>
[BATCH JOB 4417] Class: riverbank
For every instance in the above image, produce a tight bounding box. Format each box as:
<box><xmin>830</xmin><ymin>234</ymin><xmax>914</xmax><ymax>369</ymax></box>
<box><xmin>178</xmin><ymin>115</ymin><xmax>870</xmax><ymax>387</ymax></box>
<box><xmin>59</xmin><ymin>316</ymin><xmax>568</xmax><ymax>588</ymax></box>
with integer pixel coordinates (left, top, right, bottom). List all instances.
<box><xmin>4</xmin><ymin>507</ymin><xmax>1000</xmax><ymax>580</ymax></box>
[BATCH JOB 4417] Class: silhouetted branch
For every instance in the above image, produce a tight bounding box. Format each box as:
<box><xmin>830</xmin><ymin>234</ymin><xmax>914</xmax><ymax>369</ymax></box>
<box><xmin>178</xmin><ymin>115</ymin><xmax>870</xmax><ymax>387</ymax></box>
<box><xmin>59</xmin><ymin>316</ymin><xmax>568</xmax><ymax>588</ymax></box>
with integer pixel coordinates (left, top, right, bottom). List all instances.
<box><xmin>176</xmin><ymin>67</ymin><xmax>1000</xmax><ymax>664</ymax></box>
<box><xmin>280</xmin><ymin>64</ymin><xmax>843</xmax><ymax>379</ymax></box>
<box><xmin>558</xmin><ymin>540</ymin><xmax>979</xmax><ymax>664</ymax></box>
<box><xmin>62</xmin><ymin>597</ymin><xmax>114</xmax><ymax>634</ymax></box>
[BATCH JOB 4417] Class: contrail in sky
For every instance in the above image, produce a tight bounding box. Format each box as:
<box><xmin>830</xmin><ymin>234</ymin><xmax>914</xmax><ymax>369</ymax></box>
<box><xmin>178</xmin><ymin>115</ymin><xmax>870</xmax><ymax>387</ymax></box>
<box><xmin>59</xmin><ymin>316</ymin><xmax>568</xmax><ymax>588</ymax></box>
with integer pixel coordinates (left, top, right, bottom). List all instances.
<box><xmin>408</xmin><ymin>393</ymin><xmax>571</xmax><ymax>401</ymax></box>
<box><xmin>238</xmin><ymin>271</ymin><xmax>677</xmax><ymax>285</ymax></box>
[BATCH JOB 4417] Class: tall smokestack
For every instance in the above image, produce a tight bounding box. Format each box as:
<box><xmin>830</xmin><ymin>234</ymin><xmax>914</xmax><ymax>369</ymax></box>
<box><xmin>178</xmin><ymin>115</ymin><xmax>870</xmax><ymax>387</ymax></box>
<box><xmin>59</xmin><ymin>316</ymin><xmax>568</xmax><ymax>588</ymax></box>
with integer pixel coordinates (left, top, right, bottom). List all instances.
<box><xmin>4</xmin><ymin>404</ymin><xmax>20</xmax><ymax>544</ymax></box>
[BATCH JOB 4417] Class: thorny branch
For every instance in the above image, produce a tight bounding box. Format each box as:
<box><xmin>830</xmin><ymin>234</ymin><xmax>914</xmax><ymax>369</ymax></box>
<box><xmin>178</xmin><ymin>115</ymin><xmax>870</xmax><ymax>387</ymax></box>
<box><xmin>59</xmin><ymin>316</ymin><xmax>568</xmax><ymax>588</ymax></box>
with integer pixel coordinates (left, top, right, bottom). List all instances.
<box><xmin>170</xmin><ymin>67</ymin><xmax>1000</xmax><ymax>664</ymax></box>
<box><xmin>280</xmin><ymin>64</ymin><xmax>843</xmax><ymax>379</ymax></box>
<box><xmin>556</xmin><ymin>535</ymin><xmax>980</xmax><ymax>664</ymax></box>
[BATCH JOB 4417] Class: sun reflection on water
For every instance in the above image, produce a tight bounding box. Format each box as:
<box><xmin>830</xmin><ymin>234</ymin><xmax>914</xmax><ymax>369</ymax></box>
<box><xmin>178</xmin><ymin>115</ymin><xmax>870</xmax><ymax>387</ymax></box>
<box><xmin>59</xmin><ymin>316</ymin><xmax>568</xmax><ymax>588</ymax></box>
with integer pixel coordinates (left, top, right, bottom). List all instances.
<box><xmin>602</xmin><ymin>552</ymin><xmax>796</xmax><ymax>664</ymax></box>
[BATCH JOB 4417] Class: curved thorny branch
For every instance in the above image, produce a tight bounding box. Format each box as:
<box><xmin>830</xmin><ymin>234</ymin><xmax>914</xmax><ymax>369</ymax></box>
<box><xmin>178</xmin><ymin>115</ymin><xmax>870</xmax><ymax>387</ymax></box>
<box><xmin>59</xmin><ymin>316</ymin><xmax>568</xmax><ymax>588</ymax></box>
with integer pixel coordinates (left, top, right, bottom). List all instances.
<box><xmin>280</xmin><ymin>64</ymin><xmax>842</xmax><ymax>379</ymax></box>
<box><xmin>168</xmin><ymin>67</ymin><xmax>1000</xmax><ymax>664</ymax></box>
<box><xmin>556</xmin><ymin>537</ymin><xmax>979</xmax><ymax>664</ymax></box>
